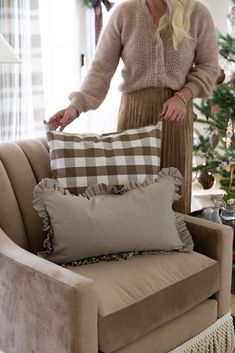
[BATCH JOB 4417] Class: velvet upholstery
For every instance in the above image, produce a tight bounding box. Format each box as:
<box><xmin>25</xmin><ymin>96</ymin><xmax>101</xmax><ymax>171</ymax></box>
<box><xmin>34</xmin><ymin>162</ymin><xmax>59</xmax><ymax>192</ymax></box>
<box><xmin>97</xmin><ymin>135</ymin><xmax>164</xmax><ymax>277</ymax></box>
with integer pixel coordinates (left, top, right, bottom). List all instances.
<box><xmin>113</xmin><ymin>299</ymin><xmax>217</xmax><ymax>353</ymax></box>
<box><xmin>0</xmin><ymin>229</ymin><xmax>98</xmax><ymax>353</ymax></box>
<box><xmin>0</xmin><ymin>137</ymin><xmax>233</xmax><ymax>353</ymax></box>
<box><xmin>0</xmin><ymin>138</ymin><xmax>49</xmax><ymax>253</ymax></box>
<box><xmin>71</xmin><ymin>252</ymin><xmax>218</xmax><ymax>352</ymax></box>
<box><xmin>184</xmin><ymin>215</ymin><xmax>233</xmax><ymax>317</ymax></box>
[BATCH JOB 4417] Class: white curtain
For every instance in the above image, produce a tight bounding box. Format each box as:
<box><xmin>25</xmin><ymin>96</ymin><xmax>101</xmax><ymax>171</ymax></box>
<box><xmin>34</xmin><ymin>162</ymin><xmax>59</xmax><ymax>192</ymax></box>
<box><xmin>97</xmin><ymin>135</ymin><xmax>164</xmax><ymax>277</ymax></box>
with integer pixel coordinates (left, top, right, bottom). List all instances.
<box><xmin>0</xmin><ymin>0</ymin><xmax>45</xmax><ymax>141</ymax></box>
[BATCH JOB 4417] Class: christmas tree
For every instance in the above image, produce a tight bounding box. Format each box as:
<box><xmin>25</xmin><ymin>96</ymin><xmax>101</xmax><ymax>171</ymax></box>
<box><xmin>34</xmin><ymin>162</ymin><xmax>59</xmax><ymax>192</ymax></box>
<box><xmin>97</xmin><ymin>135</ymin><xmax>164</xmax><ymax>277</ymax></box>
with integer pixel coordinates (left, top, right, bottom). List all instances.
<box><xmin>193</xmin><ymin>2</ymin><xmax>235</xmax><ymax>195</ymax></box>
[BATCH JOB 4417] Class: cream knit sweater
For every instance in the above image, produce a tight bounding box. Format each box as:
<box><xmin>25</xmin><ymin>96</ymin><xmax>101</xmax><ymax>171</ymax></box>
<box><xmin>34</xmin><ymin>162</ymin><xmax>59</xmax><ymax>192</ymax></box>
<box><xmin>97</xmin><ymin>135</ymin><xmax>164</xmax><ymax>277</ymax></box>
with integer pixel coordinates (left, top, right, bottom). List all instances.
<box><xmin>69</xmin><ymin>0</ymin><xmax>219</xmax><ymax>114</ymax></box>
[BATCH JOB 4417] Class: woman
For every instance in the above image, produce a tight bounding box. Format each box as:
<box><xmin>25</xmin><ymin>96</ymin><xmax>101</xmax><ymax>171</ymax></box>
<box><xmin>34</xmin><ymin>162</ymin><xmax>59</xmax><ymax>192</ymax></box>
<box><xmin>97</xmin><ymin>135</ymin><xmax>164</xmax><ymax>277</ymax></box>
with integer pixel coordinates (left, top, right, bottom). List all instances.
<box><xmin>48</xmin><ymin>0</ymin><xmax>219</xmax><ymax>214</ymax></box>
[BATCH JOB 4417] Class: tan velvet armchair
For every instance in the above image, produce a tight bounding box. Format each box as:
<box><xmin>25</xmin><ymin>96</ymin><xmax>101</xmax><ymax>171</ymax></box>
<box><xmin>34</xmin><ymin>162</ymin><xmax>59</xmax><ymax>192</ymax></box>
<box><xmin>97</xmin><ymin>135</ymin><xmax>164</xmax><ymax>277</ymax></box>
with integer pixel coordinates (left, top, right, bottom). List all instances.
<box><xmin>0</xmin><ymin>138</ymin><xmax>234</xmax><ymax>353</ymax></box>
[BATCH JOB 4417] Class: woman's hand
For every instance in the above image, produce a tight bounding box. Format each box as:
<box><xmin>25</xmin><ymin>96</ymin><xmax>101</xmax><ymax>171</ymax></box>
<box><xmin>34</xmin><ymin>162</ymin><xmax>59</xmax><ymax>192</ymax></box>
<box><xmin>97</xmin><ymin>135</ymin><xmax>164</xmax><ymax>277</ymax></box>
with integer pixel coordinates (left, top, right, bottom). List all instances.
<box><xmin>48</xmin><ymin>106</ymin><xmax>79</xmax><ymax>131</ymax></box>
<box><xmin>160</xmin><ymin>95</ymin><xmax>187</xmax><ymax>122</ymax></box>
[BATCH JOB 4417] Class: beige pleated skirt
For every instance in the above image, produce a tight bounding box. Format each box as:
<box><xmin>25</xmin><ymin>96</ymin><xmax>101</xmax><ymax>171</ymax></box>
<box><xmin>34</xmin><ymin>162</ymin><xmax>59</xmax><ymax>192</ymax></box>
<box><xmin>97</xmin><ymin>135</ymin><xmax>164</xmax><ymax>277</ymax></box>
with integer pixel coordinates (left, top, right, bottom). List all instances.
<box><xmin>117</xmin><ymin>87</ymin><xmax>194</xmax><ymax>214</ymax></box>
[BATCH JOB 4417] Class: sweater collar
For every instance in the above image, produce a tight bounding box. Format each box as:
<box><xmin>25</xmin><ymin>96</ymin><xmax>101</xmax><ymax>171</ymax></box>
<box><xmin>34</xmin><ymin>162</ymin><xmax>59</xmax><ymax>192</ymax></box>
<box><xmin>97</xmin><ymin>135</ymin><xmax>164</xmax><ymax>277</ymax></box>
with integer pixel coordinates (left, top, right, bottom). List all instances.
<box><xmin>139</xmin><ymin>0</ymin><xmax>158</xmax><ymax>29</ymax></box>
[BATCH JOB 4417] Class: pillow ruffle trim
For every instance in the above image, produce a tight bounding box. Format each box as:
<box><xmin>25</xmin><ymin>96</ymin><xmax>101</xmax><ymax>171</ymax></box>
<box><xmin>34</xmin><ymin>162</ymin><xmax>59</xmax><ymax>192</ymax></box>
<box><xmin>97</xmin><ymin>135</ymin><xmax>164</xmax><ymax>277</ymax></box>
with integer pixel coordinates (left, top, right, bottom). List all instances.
<box><xmin>83</xmin><ymin>167</ymin><xmax>183</xmax><ymax>202</ymax></box>
<box><xmin>175</xmin><ymin>213</ymin><xmax>194</xmax><ymax>252</ymax></box>
<box><xmin>33</xmin><ymin>178</ymin><xmax>70</xmax><ymax>257</ymax></box>
<box><xmin>82</xmin><ymin>183</ymin><xmax>129</xmax><ymax>198</ymax></box>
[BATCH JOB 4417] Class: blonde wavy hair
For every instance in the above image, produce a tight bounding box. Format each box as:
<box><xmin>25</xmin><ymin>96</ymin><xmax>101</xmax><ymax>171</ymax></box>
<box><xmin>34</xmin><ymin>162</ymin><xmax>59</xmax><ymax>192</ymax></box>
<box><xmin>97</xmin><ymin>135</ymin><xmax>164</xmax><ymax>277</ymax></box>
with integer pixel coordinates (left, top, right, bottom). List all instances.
<box><xmin>157</xmin><ymin>0</ymin><xmax>195</xmax><ymax>50</ymax></box>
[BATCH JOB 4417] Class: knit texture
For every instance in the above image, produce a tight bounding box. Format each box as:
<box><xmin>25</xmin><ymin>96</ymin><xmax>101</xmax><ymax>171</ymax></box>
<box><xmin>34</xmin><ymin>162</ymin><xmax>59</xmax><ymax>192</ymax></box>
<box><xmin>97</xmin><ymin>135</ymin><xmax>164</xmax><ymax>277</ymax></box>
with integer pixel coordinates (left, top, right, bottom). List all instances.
<box><xmin>69</xmin><ymin>0</ymin><xmax>219</xmax><ymax>114</ymax></box>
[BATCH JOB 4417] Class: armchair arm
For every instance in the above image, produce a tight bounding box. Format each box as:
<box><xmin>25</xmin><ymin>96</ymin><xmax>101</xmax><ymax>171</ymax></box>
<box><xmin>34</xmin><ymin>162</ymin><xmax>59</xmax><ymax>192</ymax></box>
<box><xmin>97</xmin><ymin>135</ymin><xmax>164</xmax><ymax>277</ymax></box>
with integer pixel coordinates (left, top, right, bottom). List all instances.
<box><xmin>184</xmin><ymin>215</ymin><xmax>233</xmax><ymax>318</ymax></box>
<box><xmin>0</xmin><ymin>228</ymin><xmax>98</xmax><ymax>353</ymax></box>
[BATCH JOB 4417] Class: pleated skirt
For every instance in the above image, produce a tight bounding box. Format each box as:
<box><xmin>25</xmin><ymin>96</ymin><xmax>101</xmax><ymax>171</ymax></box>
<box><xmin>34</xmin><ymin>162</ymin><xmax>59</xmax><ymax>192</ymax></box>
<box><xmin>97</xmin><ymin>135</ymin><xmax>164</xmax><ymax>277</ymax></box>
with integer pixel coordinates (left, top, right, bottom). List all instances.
<box><xmin>117</xmin><ymin>87</ymin><xmax>194</xmax><ymax>214</ymax></box>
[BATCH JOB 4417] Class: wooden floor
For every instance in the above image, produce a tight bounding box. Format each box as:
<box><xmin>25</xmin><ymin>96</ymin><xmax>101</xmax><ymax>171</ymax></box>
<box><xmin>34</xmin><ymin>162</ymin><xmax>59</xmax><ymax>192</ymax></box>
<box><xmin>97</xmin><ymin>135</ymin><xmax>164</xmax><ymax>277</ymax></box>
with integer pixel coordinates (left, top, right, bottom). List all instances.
<box><xmin>231</xmin><ymin>294</ymin><xmax>235</xmax><ymax>315</ymax></box>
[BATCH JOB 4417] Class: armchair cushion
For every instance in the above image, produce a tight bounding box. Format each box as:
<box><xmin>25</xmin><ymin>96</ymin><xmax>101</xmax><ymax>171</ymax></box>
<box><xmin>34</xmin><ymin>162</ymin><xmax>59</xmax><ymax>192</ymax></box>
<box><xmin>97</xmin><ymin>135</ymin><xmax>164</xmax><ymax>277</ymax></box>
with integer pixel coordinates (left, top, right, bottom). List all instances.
<box><xmin>70</xmin><ymin>251</ymin><xmax>219</xmax><ymax>352</ymax></box>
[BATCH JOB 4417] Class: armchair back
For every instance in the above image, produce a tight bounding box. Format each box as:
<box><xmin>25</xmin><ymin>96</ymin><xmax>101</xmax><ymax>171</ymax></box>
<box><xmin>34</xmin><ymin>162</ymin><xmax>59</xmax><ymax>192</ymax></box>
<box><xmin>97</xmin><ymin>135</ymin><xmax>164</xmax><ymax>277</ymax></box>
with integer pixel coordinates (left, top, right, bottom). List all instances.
<box><xmin>0</xmin><ymin>138</ymin><xmax>50</xmax><ymax>253</ymax></box>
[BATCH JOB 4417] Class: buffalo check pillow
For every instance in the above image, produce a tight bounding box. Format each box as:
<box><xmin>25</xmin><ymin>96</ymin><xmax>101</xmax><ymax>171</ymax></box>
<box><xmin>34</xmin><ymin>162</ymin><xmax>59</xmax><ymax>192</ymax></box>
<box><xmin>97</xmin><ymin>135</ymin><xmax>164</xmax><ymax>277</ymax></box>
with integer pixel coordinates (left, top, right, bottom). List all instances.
<box><xmin>45</xmin><ymin>121</ymin><xmax>162</xmax><ymax>194</ymax></box>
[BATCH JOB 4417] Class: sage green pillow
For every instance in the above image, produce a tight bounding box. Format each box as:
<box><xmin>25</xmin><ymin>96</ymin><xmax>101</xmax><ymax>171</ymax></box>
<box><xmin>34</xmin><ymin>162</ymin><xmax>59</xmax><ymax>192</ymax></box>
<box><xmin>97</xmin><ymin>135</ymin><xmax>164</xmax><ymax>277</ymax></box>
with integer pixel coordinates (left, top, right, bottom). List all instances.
<box><xmin>33</xmin><ymin>167</ymin><xmax>193</xmax><ymax>265</ymax></box>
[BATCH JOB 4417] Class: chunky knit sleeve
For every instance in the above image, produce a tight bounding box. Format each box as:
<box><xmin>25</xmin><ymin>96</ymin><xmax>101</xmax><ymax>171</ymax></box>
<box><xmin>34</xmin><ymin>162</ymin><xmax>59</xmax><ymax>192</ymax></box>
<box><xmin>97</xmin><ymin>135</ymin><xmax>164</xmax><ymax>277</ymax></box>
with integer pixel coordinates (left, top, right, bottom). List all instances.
<box><xmin>184</xmin><ymin>2</ymin><xmax>219</xmax><ymax>98</ymax></box>
<box><xmin>68</xmin><ymin>5</ymin><xmax>123</xmax><ymax>114</ymax></box>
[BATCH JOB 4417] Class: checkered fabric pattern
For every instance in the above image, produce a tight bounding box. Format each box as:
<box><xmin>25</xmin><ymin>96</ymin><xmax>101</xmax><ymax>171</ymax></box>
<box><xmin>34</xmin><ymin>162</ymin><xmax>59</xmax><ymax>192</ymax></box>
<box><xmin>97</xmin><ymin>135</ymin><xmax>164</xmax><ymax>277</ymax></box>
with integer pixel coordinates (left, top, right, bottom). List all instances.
<box><xmin>0</xmin><ymin>0</ymin><xmax>45</xmax><ymax>141</ymax></box>
<box><xmin>45</xmin><ymin>121</ymin><xmax>162</xmax><ymax>195</ymax></box>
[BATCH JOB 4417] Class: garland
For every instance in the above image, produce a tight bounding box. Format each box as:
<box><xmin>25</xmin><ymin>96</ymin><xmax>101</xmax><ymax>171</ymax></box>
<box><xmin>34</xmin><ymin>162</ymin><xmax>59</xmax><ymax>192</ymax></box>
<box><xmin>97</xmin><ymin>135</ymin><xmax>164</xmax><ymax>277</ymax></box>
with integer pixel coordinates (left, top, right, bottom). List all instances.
<box><xmin>91</xmin><ymin>0</ymin><xmax>113</xmax><ymax>12</ymax></box>
<box><xmin>83</xmin><ymin>0</ymin><xmax>114</xmax><ymax>44</ymax></box>
<box><xmin>83</xmin><ymin>0</ymin><xmax>92</xmax><ymax>7</ymax></box>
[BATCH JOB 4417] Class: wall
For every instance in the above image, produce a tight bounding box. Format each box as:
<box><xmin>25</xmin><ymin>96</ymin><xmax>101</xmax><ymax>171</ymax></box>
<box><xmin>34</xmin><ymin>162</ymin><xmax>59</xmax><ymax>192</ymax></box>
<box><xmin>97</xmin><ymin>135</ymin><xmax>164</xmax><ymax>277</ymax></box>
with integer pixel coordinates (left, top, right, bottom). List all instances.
<box><xmin>201</xmin><ymin>0</ymin><xmax>231</xmax><ymax>33</ymax></box>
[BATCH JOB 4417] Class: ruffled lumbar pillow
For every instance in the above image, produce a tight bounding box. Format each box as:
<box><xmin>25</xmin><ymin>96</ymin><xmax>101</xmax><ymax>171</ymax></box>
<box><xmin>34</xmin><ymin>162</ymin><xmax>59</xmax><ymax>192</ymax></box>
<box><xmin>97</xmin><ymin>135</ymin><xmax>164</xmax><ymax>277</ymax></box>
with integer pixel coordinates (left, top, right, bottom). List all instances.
<box><xmin>33</xmin><ymin>167</ymin><xmax>193</xmax><ymax>265</ymax></box>
<box><xmin>44</xmin><ymin>120</ymin><xmax>162</xmax><ymax>195</ymax></box>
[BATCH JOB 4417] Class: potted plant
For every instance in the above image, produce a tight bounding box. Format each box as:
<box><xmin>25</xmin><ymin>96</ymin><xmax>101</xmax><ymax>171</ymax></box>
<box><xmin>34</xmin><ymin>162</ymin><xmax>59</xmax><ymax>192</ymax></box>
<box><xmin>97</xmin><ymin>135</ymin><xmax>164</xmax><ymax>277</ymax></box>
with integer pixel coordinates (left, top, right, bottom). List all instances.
<box><xmin>221</xmin><ymin>190</ymin><xmax>235</xmax><ymax>220</ymax></box>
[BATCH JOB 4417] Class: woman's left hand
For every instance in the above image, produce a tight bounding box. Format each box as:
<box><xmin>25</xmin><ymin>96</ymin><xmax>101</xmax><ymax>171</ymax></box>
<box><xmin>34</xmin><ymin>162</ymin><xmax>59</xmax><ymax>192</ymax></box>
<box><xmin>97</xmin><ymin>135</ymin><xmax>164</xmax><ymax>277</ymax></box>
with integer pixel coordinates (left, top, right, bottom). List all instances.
<box><xmin>160</xmin><ymin>95</ymin><xmax>187</xmax><ymax>122</ymax></box>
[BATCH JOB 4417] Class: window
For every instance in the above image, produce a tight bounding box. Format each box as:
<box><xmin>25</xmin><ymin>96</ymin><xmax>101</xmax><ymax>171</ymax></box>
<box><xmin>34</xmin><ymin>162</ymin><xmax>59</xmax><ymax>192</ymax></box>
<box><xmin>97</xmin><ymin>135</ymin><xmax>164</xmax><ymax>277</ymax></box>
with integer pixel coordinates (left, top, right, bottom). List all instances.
<box><xmin>39</xmin><ymin>0</ymin><xmax>80</xmax><ymax>118</ymax></box>
<box><xmin>39</xmin><ymin>0</ymin><xmax>123</xmax><ymax>133</ymax></box>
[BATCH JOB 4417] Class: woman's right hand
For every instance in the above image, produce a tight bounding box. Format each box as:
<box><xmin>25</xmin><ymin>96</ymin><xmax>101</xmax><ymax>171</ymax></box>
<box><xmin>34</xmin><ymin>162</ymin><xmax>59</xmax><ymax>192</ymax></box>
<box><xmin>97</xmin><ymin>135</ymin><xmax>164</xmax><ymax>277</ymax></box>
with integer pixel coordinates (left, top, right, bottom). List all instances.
<box><xmin>48</xmin><ymin>105</ymin><xmax>79</xmax><ymax>131</ymax></box>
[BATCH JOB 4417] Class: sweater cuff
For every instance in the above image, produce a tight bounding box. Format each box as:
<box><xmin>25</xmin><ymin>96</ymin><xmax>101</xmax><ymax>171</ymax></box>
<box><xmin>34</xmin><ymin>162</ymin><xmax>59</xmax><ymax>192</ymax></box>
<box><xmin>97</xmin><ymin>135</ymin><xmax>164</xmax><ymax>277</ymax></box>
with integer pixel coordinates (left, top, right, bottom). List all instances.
<box><xmin>68</xmin><ymin>96</ymin><xmax>84</xmax><ymax>115</ymax></box>
<box><xmin>183</xmin><ymin>82</ymin><xmax>201</xmax><ymax>99</ymax></box>
<box><xmin>184</xmin><ymin>81</ymin><xmax>215</xmax><ymax>99</ymax></box>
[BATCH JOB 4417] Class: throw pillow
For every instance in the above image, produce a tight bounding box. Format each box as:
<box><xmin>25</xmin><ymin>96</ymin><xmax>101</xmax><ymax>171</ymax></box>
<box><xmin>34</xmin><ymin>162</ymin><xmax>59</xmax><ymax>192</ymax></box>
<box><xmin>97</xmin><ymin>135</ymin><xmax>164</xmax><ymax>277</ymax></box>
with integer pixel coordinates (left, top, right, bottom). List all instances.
<box><xmin>33</xmin><ymin>167</ymin><xmax>194</xmax><ymax>265</ymax></box>
<box><xmin>44</xmin><ymin>121</ymin><xmax>162</xmax><ymax>195</ymax></box>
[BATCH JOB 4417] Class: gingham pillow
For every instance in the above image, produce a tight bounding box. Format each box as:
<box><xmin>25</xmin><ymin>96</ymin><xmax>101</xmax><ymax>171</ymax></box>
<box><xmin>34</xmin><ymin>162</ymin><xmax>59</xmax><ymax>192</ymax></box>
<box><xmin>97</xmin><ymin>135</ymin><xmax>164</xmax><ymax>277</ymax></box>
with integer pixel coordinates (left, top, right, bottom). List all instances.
<box><xmin>45</xmin><ymin>121</ymin><xmax>162</xmax><ymax>194</ymax></box>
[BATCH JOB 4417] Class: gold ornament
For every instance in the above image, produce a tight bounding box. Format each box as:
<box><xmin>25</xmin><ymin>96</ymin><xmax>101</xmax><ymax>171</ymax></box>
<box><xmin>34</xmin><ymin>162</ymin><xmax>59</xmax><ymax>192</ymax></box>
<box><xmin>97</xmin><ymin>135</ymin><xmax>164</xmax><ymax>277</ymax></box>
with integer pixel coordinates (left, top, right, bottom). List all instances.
<box><xmin>216</xmin><ymin>68</ymin><xmax>225</xmax><ymax>84</ymax></box>
<box><xmin>211</xmin><ymin>104</ymin><xmax>221</xmax><ymax>113</ymax></box>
